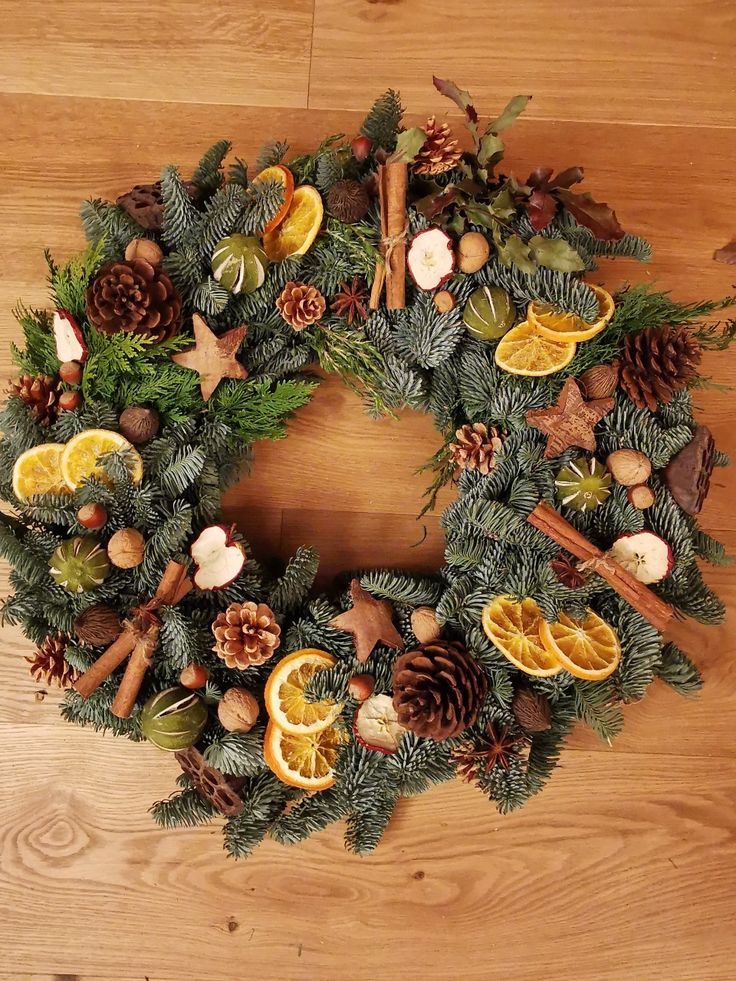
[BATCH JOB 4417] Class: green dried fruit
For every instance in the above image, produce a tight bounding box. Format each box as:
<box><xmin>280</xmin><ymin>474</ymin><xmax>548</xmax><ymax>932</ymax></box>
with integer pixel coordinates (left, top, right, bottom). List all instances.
<box><xmin>48</xmin><ymin>537</ymin><xmax>111</xmax><ymax>593</ymax></box>
<box><xmin>463</xmin><ymin>285</ymin><xmax>515</xmax><ymax>340</ymax></box>
<box><xmin>555</xmin><ymin>457</ymin><xmax>612</xmax><ymax>512</ymax></box>
<box><xmin>211</xmin><ymin>234</ymin><xmax>268</xmax><ymax>294</ymax></box>
<box><xmin>139</xmin><ymin>687</ymin><xmax>209</xmax><ymax>752</ymax></box>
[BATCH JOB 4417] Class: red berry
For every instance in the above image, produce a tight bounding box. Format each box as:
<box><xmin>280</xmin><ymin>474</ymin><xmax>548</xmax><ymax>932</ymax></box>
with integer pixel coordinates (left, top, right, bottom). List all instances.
<box><xmin>59</xmin><ymin>390</ymin><xmax>82</xmax><ymax>412</ymax></box>
<box><xmin>351</xmin><ymin>135</ymin><xmax>372</xmax><ymax>162</ymax></box>
<box><xmin>180</xmin><ymin>663</ymin><xmax>209</xmax><ymax>689</ymax></box>
<box><xmin>77</xmin><ymin>503</ymin><xmax>108</xmax><ymax>530</ymax></box>
<box><xmin>59</xmin><ymin>361</ymin><xmax>83</xmax><ymax>385</ymax></box>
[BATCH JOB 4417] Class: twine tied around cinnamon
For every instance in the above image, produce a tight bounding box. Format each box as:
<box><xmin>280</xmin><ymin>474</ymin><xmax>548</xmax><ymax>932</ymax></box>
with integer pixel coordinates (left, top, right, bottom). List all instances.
<box><xmin>73</xmin><ymin>559</ymin><xmax>193</xmax><ymax>718</ymax></box>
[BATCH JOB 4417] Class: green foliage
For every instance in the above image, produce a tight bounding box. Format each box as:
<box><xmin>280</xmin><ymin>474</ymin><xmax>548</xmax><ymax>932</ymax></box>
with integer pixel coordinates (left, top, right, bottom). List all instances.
<box><xmin>46</xmin><ymin>240</ymin><xmax>106</xmax><ymax>321</ymax></box>
<box><xmin>361</xmin><ymin>89</ymin><xmax>404</xmax><ymax>150</ymax></box>
<box><xmin>191</xmin><ymin>139</ymin><xmax>231</xmax><ymax>194</ymax></box>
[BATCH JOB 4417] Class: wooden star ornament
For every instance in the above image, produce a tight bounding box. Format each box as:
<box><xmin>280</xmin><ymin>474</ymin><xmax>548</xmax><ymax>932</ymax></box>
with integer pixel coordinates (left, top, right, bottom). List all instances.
<box><xmin>172</xmin><ymin>313</ymin><xmax>248</xmax><ymax>401</ymax></box>
<box><xmin>329</xmin><ymin>579</ymin><xmax>405</xmax><ymax>664</ymax></box>
<box><xmin>526</xmin><ymin>377</ymin><xmax>614</xmax><ymax>459</ymax></box>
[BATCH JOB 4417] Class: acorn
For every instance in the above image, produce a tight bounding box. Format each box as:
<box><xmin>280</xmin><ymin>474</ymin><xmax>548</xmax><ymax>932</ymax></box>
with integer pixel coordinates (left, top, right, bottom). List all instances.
<box><xmin>457</xmin><ymin>232</ymin><xmax>490</xmax><ymax>273</ymax></box>
<box><xmin>606</xmin><ymin>449</ymin><xmax>652</xmax><ymax>487</ymax></box>
<box><xmin>77</xmin><ymin>502</ymin><xmax>108</xmax><ymax>531</ymax></box>
<box><xmin>218</xmin><ymin>687</ymin><xmax>259</xmax><ymax>733</ymax></box>
<box><xmin>59</xmin><ymin>361</ymin><xmax>83</xmax><ymax>385</ymax></box>
<box><xmin>107</xmin><ymin>527</ymin><xmax>145</xmax><ymax>569</ymax></box>
<box><xmin>124</xmin><ymin>237</ymin><xmax>164</xmax><ymax>266</ymax></box>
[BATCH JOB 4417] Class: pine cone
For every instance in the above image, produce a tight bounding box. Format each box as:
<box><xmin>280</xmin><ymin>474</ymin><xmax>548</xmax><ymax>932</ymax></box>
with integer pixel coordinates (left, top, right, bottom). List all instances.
<box><xmin>9</xmin><ymin>373</ymin><xmax>60</xmax><ymax>425</ymax></box>
<box><xmin>27</xmin><ymin>634</ymin><xmax>76</xmax><ymax>687</ymax></box>
<box><xmin>175</xmin><ymin>746</ymin><xmax>245</xmax><ymax>817</ymax></box>
<box><xmin>618</xmin><ymin>326</ymin><xmax>702</xmax><ymax>411</ymax></box>
<box><xmin>511</xmin><ymin>687</ymin><xmax>552</xmax><ymax>732</ymax></box>
<box><xmin>413</xmin><ymin>116</ymin><xmax>463</xmax><ymax>176</ymax></box>
<box><xmin>450</xmin><ymin>423</ymin><xmax>503</xmax><ymax>475</ymax></box>
<box><xmin>326</xmin><ymin>180</ymin><xmax>370</xmax><ymax>224</ymax></box>
<box><xmin>276</xmin><ymin>281</ymin><xmax>326</xmax><ymax>331</ymax></box>
<box><xmin>85</xmin><ymin>258</ymin><xmax>181</xmax><ymax>340</ymax></box>
<box><xmin>212</xmin><ymin>601</ymin><xmax>281</xmax><ymax>669</ymax></box>
<box><xmin>392</xmin><ymin>639</ymin><xmax>488</xmax><ymax>741</ymax></box>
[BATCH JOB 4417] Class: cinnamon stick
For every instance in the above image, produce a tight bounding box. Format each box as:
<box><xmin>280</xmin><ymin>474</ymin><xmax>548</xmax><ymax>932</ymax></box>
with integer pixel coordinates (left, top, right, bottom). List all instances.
<box><xmin>72</xmin><ymin>629</ymin><xmax>136</xmax><ymax>699</ymax></box>
<box><xmin>369</xmin><ymin>162</ymin><xmax>408</xmax><ymax>310</ymax></box>
<box><xmin>111</xmin><ymin>624</ymin><xmax>160</xmax><ymax>719</ymax></box>
<box><xmin>152</xmin><ymin>559</ymin><xmax>192</xmax><ymax>607</ymax></box>
<box><xmin>527</xmin><ymin>501</ymin><xmax>674</xmax><ymax>634</ymax></box>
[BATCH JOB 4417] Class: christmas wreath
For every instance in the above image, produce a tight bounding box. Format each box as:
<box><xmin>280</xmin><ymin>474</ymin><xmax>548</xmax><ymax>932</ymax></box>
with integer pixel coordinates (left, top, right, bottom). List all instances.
<box><xmin>2</xmin><ymin>79</ymin><xmax>733</xmax><ymax>858</ymax></box>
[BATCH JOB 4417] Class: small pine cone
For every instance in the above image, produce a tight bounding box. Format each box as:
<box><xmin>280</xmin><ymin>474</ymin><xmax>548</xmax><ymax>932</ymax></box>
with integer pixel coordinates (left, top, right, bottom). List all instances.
<box><xmin>85</xmin><ymin>258</ymin><xmax>182</xmax><ymax>340</ymax></box>
<box><xmin>618</xmin><ymin>325</ymin><xmax>702</xmax><ymax>411</ymax></box>
<box><xmin>392</xmin><ymin>639</ymin><xmax>488</xmax><ymax>741</ymax></box>
<box><xmin>413</xmin><ymin>116</ymin><xmax>463</xmax><ymax>176</ymax></box>
<box><xmin>27</xmin><ymin>634</ymin><xmax>76</xmax><ymax>688</ymax></box>
<box><xmin>9</xmin><ymin>373</ymin><xmax>60</xmax><ymax>425</ymax></box>
<box><xmin>511</xmin><ymin>687</ymin><xmax>552</xmax><ymax>733</ymax></box>
<box><xmin>212</xmin><ymin>601</ymin><xmax>281</xmax><ymax>669</ymax></box>
<box><xmin>450</xmin><ymin>423</ymin><xmax>503</xmax><ymax>475</ymax></box>
<box><xmin>276</xmin><ymin>281</ymin><xmax>326</xmax><ymax>331</ymax></box>
<box><xmin>326</xmin><ymin>179</ymin><xmax>370</xmax><ymax>224</ymax></box>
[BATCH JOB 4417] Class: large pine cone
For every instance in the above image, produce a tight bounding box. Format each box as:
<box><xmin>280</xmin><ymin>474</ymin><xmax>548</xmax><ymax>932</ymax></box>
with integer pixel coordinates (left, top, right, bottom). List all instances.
<box><xmin>413</xmin><ymin>116</ymin><xmax>463</xmax><ymax>176</ymax></box>
<box><xmin>276</xmin><ymin>281</ymin><xmax>326</xmax><ymax>331</ymax></box>
<box><xmin>85</xmin><ymin>258</ymin><xmax>181</xmax><ymax>340</ymax></box>
<box><xmin>450</xmin><ymin>423</ymin><xmax>503</xmax><ymax>475</ymax></box>
<box><xmin>392</xmin><ymin>639</ymin><xmax>488</xmax><ymax>741</ymax></box>
<box><xmin>618</xmin><ymin>325</ymin><xmax>702</xmax><ymax>411</ymax></box>
<box><xmin>212</xmin><ymin>601</ymin><xmax>281</xmax><ymax>669</ymax></box>
<box><xmin>9</xmin><ymin>373</ymin><xmax>60</xmax><ymax>425</ymax></box>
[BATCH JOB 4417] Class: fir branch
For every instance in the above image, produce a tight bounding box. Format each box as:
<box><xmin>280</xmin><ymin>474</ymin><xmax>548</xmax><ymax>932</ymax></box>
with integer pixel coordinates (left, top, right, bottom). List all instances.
<box><xmin>191</xmin><ymin>139</ymin><xmax>231</xmax><ymax>194</ymax></box>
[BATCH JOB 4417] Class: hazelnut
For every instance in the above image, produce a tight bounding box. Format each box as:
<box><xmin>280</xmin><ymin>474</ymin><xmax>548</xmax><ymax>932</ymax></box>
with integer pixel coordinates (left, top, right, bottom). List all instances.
<box><xmin>348</xmin><ymin>673</ymin><xmax>375</xmax><ymax>702</ymax></box>
<box><xmin>218</xmin><ymin>687</ymin><xmax>259</xmax><ymax>733</ymax></box>
<box><xmin>433</xmin><ymin>290</ymin><xmax>456</xmax><ymax>314</ymax></box>
<box><xmin>124</xmin><ymin>237</ymin><xmax>164</xmax><ymax>266</ymax></box>
<box><xmin>77</xmin><ymin>503</ymin><xmax>108</xmax><ymax>530</ymax></box>
<box><xmin>59</xmin><ymin>390</ymin><xmax>82</xmax><ymax>412</ymax></box>
<box><xmin>180</xmin><ymin>663</ymin><xmax>209</xmax><ymax>689</ymax></box>
<box><xmin>457</xmin><ymin>231</ymin><xmax>490</xmax><ymax>274</ymax></box>
<box><xmin>59</xmin><ymin>361</ymin><xmax>83</xmax><ymax>385</ymax></box>
<box><xmin>107</xmin><ymin>527</ymin><xmax>145</xmax><ymax>569</ymax></box>
<box><xmin>411</xmin><ymin>606</ymin><xmax>441</xmax><ymax>644</ymax></box>
<box><xmin>627</xmin><ymin>484</ymin><xmax>656</xmax><ymax>510</ymax></box>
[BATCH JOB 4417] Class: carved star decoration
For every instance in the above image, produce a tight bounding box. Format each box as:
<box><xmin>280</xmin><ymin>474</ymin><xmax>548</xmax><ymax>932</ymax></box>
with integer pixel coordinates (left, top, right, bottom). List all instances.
<box><xmin>329</xmin><ymin>579</ymin><xmax>405</xmax><ymax>664</ymax></box>
<box><xmin>526</xmin><ymin>377</ymin><xmax>614</xmax><ymax>459</ymax></box>
<box><xmin>171</xmin><ymin>313</ymin><xmax>248</xmax><ymax>401</ymax></box>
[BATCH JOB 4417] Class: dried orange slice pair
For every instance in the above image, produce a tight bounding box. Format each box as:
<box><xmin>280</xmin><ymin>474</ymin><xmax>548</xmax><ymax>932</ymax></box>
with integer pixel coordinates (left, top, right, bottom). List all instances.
<box><xmin>481</xmin><ymin>595</ymin><xmax>621</xmax><ymax>681</ymax></box>
<box><xmin>263</xmin><ymin>648</ymin><xmax>346</xmax><ymax>791</ymax></box>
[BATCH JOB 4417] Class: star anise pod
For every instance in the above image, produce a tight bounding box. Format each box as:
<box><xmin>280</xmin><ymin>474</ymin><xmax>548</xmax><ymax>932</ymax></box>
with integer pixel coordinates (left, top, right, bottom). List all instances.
<box><xmin>550</xmin><ymin>554</ymin><xmax>586</xmax><ymax>589</ymax></box>
<box><xmin>452</xmin><ymin>723</ymin><xmax>525</xmax><ymax>784</ymax></box>
<box><xmin>330</xmin><ymin>277</ymin><xmax>369</xmax><ymax>325</ymax></box>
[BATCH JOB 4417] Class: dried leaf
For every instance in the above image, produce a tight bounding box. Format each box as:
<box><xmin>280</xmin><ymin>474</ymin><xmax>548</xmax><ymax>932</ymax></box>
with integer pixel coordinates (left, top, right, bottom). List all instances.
<box><xmin>527</xmin><ymin>188</ymin><xmax>557</xmax><ymax>231</ymax></box>
<box><xmin>556</xmin><ymin>188</ymin><xmax>625</xmax><ymax>242</ymax></box>
<box><xmin>713</xmin><ymin>238</ymin><xmax>736</xmax><ymax>264</ymax></box>
<box><xmin>498</xmin><ymin>234</ymin><xmax>536</xmax><ymax>275</ymax></box>
<box><xmin>464</xmin><ymin>203</ymin><xmax>496</xmax><ymax>230</ymax></box>
<box><xmin>490</xmin><ymin>185</ymin><xmax>517</xmax><ymax>220</ymax></box>
<box><xmin>529</xmin><ymin>235</ymin><xmax>586</xmax><ymax>273</ymax></box>
<box><xmin>432</xmin><ymin>76</ymin><xmax>479</xmax><ymax>144</ymax></box>
<box><xmin>414</xmin><ymin>184</ymin><xmax>460</xmax><ymax>220</ymax></box>
<box><xmin>527</xmin><ymin>166</ymin><xmax>554</xmax><ymax>188</ymax></box>
<box><xmin>486</xmin><ymin>95</ymin><xmax>531</xmax><ymax>133</ymax></box>
<box><xmin>391</xmin><ymin>127</ymin><xmax>428</xmax><ymax>164</ymax></box>
<box><xmin>477</xmin><ymin>133</ymin><xmax>504</xmax><ymax>168</ymax></box>
<box><xmin>551</xmin><ymin>166</ymin><xmax>584</xmax><ymax>189</ymax></box>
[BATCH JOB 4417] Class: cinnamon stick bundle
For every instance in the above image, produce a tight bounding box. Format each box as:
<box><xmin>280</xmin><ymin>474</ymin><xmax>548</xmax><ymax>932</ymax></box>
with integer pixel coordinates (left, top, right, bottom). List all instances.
<box><xmin>369</xmin><ymin>161</ymin><xmax>408</xmax><ymax>311</ymax></box>
<box><xmin>527</xmin><ymin>501</ymin><xmax>674</xmax><ymax>634</ymax></box>
<box><xmin>111</xmin><ymin>625</ymin><xmax>159</xmax><ymax>719</ymax></box>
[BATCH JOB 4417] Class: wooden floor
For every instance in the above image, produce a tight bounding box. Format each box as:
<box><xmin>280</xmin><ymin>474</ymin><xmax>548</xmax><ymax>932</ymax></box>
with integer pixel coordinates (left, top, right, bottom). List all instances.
<box><xmin>1</xmin><ymin>3</ymin><xmax>735</xmax><ymax>978</ymax></box>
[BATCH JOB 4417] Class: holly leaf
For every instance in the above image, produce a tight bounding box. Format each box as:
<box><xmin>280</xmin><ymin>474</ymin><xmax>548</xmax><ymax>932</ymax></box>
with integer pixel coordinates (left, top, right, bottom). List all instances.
<box><xmin>527</xmin><ymin>188</ymin><xmax>557</xmax><ymax>231</ymax></box>
<box><xmin>713</xmin><ymin>238</ymin><xmax>736</xmax><ymax>264</ymax></box>
<box><xmin>529</xmin><ymin>235</ymin><xmax>586</xmax><ymax>273</ymax></box>
<box><xmin>414</xmin><ymin>185</ymin><xmax>460</xmax><ymax>220</ymax></box>
<box><xmin>390</xmin><ymin>127</ymin><xmax>427</xmax><ymax>164</ymax></box>
<box><xmin>497</xmin><ymin>234</ymin><xmax>536</xmax><ymax>275</ymax></box>
<box><xmin>477</xmin><ymin>133</ymin><xmax>504</xmax><ymax>169</ymax></box>
<box><xmin>432</xmin><ymin>76</ymin><xmax>479</xmax><ymax>145</ymax></box>
<box><xmin>556</xmin><ymin>188</ymin><xmax>625</xmax><ymax>241</ymax></box>
<box><xmin>490</xmin><ymin>185</ymin><xmax>517</xmax><ymax>221</ymax></box>
<box><xmin>486</xmin><ymin>95</ymin><xmax>531</xmax><ymax>133</ymax></box>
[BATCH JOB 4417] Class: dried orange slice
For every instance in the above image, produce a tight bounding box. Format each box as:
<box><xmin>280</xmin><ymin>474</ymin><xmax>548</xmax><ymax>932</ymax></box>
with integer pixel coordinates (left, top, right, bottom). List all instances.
<box><xmin>263</xmin><ymin>719</ymin><xmax>345</xmax><ymax>791</ymax></box>
<box><xmin>252</xmin><ymin>164</ymin><xmax>295</xmax><ymax>233</ymax></box>
<box><xmin>60</xmin><ymin>429</ymin><xmax>143</xmax><ymax>490</ymax></box>
<box><xmin>527</xmin><ymin>285</ymin><xmax>615</xmax><ymax>343</ymax></box>
<box><xmin>264</xmin><ymin>648</ymin><xmax>343</xmax><ymax>734</ymax></box>
<box><xmin>12</xmin><ymin>443</ymin><xmax>70</xmax><ymax>501</ymax></box>
<box><xmin>262</xmin><ymin>185</ymin><xmax>324</xmax><ymax>261</ymax></box>
<box><xmin>494</xmin><ymin>320</ymin><xmax>576</xmax><ymax>376</ymax></box>
<box><xmin>539</xmin><ymin>609</ymin><xmax>621</xmax><ymax>681</ymax></box>
<box><xmin>481</xmin><ymin>595</ymin><xmax>562</xmax><ymax>676</ymax></box>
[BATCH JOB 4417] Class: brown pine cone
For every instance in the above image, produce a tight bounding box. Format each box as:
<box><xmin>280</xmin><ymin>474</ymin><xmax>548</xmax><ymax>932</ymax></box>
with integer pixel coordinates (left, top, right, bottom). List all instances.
<box><xmin>450</xmin><ymin>423</ymin><xmax>503</xmax><ymax>475</ymax></box>
<box><xmin>26</xmin><ymin>634</ymin><xmax>76</xmax><ymax>687</ymax></box>
<box><xmin>618</xmin><ymin>325</ymin><xmax>702</xmax><ymax>411</ymax></box>
<box><xmin>175</xmin><ymin>746</ymin><xmax>245</xmax><ymax>817</ymax></box>
<box><xmin>276</xmin><ymin>281</ymin><xmax>326</xmax><ymax>331</ymax></box>
<box><xmin>392</xmin><ymin>639</ymin><xmax>488</xmax><ymax>741</ymax></box>
<box><xmin>511</xmin><ymin>687</ymin><xmax>552</xmax><ymax>732</ymax></box>
<box><xmin>326</xmin><ymin>180</ymin><xmax>370</xmax><ymax>224</ymax></box>
<box><xmin>9</xmin><ymin>373</ymin><xmax>60</xmax><ymax>425</ymax></box>
<box><xmin>85</xmin><ymin>258</ymin><xmax>181</xmax><ymax>340</ymax></box>
<box><xmin>413</xmin><ymin>116</ymin><xmax>463</xmax><ymax>176</ymax></box>
<box><xmin>212</xmin><ymin>601</ymin><xmax>281</xmax><ymax>669</ymax></box>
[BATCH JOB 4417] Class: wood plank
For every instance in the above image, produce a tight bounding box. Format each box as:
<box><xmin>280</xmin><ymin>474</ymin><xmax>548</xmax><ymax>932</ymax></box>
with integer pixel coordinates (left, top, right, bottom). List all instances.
<box><xmin>0</xmin><ymin>0</ymin><xmax>313</xmax><ymax>108</ymax></box>
<box><xmin>1</xmin><ymin>724</ymin><xmax>735</xmax><ymax>980</ymax></box>
<box><xmin>310</xmin><ymin>0</ymin><xmax>736</xmax><ymax>127</ymax></box>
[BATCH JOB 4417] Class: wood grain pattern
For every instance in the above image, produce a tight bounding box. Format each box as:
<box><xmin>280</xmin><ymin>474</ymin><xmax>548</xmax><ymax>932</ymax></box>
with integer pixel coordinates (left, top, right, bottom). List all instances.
<box><xmin>1</xmin><ymin>4</ymin><xmax>736</xmax><ymax>978</ymax></box>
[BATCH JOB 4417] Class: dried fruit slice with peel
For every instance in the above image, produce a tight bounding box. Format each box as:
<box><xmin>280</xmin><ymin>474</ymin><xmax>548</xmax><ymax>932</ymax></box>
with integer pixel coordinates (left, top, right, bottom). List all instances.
<box><xmin>190</xmin><ymin>524</ymin><xmax>246</xmax><ymax>590</ymax></box>
<box><xmin>262</xmin><ymin>185</ymin><xmax>324</xmax><ymax>260</ymax></box>
<box><xmin>407</xmin><ymin>227</ymin><xmax>455</xmax><ymax>291</ymax></box>
<box><xmin>12</xmin><ymin>443</ymin><xmax>70</xmax><ymax>501</ymax></box>
<box><xmin>252</xmin><ymin>164</ymin><xmax>295</xmax><ymax>233</ymax></box>
<box><xmin>263</xmin><ymin>719</ymin><xmax>345</xmax><ymax>791</ymax></box>
<box><xmin>53</xmin><ymin>310</ymin><xmax>88</xmax><ymax>363</ymax></box>
<box><xmin>60</xmin><ymin>429</ymin><xmax>143</xmax><ymax>490</ymax></box>
<box><xmin>528</xmin><ymin>285</ymin><xmax>615</xmax><ymax>343</ymax></box>
<box><xmin>539</xmin><ymin>610</ymin><xmax>621</xmax><ymax>681</ymax></box>
<box><xmin>609</xmin><ymin>531</ymin><xmax>674</xmax><ymax>584</ymax></box>
<box><xmin>494</xmin><ymin>321</ymin><xmax>576</xmax><ymax>376</ymax></box>
<box><xmin>264</xmin><ymin>648</ymin><xmax>343</xmax><ymax>734</ymax></box>
<box><xmin>481</xmin><ymin>596</ymin><xmax>562</xmax><ymax>677</ymax></box>
<box><xmin>354</xmin><ymin>693</ymin><xmax>406</xmax><ymax>754</ymax></box>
